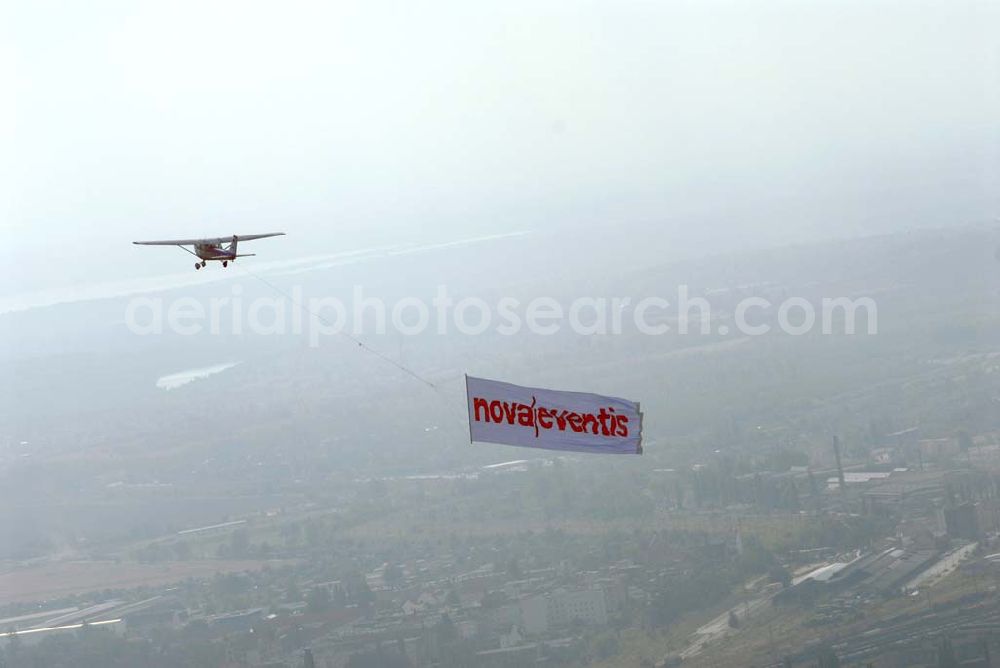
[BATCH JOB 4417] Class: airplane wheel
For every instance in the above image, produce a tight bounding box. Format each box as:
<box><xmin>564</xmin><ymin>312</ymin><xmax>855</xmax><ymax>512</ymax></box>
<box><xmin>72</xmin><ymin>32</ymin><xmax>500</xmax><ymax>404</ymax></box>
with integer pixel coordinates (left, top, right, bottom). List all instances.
<box><xmin>195</xmin><ymin>263</ymin><xmax>201</xmax><ymax>270</ymax></box>
<box><xmin>201</xmin><ymin>261</ymin><xmax>207</xmax><ymax>268</ymax></box>
<box><xmin>222</xmin><ymin>261</ymin><xmax>228</xmax><ymax>268</ymax></box>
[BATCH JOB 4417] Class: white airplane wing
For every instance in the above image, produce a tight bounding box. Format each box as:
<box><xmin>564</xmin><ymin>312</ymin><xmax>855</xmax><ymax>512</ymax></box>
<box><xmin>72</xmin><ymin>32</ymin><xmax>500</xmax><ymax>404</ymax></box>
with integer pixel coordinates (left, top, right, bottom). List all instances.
<box><xmin>231</xmin><ymin>233</ymin><xmax>286</xmax><ymax>242</ymax></box>
<box><xmin>133</xmin><ymin>233</ymin><xmax>284</xmax><ymax>246</ymax></box>
<box><xmin>133</xmin><ymin>238</ymin><xmax>219</xmax><ymax>246</ymax></box>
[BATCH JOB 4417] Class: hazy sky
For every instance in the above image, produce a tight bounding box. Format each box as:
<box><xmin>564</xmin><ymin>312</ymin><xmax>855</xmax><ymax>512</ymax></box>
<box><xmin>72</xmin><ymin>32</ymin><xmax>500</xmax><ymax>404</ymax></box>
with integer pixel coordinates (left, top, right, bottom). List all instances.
<box><xmin>2</xmin><ymin>0</ymin><xmax>997</xmax><ymax>295</ymax></box>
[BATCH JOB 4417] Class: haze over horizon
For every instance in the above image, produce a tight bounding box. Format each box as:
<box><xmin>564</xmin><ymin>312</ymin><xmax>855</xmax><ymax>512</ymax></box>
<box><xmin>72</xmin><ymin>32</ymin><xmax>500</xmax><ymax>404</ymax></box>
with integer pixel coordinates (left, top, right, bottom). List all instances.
<box><xmin>3</xmin><ymin>0</ymin><xmax>997</xmax><ymax>297</ymax></box>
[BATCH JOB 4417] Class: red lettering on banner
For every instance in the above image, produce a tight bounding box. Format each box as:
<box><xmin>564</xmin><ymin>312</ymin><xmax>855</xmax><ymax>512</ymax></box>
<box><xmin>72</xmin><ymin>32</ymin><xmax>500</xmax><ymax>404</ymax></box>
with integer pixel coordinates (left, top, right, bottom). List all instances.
<box><xmin>567</xmin><ymin>413</ymin><xmax>583</xmax><ymax>432</ymax></box>
<box><xmin>471</xmin><ymin>396</ymin><xmax>634</xmax><ymax>441</ymax></box>
<box><xmin>615</xmin><ymin>415</ymin><xmax>629</xmax><ymax>437</ymax></box>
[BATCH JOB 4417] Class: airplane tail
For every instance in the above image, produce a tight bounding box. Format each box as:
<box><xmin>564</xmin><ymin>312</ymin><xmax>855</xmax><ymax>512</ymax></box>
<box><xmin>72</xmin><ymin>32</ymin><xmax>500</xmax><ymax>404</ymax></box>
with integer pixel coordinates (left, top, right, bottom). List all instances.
<box><xmin>225</xmin><ymin>236</ymin><xmax>255</xmax><ymax>260</ymax></box>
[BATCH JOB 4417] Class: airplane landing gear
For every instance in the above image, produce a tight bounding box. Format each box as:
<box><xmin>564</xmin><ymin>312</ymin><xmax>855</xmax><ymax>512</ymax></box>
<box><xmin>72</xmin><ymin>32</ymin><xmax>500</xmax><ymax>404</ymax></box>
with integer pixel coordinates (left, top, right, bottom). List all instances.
<box><xmin>201</xmin><ymin>261</ymin><xmax>207</xmax><ymax>268</ymax></box>
<box><xmin>222</xmin><ymin>260</ymin><xmax>228</xmax><ymax>268</ymax></box>
<box><xmin>195</xmin><ymin>262</ymin><xmax>201</xmax><ymax>270</ymax></box>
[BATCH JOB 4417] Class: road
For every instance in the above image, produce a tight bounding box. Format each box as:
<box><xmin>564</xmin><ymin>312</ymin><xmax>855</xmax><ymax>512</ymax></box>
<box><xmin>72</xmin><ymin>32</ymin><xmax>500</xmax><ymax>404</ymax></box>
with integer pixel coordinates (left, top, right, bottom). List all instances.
<box><xmin>678</xmin><ymin>595</ymin><xmax>771</xmax><ymax>660</ymax></box>
<box><xmin>906</xmin><ymin>541</ymin><xmax>978</xmax><ymax>590</ymax></box>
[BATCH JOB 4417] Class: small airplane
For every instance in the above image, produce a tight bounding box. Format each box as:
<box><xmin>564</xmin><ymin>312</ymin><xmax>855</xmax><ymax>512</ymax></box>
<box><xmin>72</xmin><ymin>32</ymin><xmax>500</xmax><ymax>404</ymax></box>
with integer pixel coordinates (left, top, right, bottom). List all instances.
<box><xmin>133</xmin><ymin>233</ymin><xmax>285</xmax><ymax>270</ymax></box>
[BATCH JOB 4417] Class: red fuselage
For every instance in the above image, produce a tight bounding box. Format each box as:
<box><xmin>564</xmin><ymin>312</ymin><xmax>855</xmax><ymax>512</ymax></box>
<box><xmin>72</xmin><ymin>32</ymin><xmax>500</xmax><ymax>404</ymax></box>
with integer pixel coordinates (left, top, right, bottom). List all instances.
<box><xmin>194</xmin><ymin>243</ymin><xmax>236</xmax><ymax>261</ymax></box>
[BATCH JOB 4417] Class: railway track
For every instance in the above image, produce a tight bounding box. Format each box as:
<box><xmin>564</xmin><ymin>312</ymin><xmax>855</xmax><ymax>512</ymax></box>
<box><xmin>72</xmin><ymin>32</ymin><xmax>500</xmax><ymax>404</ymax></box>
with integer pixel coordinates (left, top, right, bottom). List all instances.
<box><xmin>761</xmin><ymin>594</ymin><xmax>1000</xmax><ymax>667</ymax></box>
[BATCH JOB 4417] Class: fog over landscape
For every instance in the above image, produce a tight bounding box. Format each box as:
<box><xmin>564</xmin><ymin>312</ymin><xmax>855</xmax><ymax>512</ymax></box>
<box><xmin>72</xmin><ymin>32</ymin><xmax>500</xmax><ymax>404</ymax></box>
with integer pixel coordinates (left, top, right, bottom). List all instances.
<box><xmin>1</xmin><ymin>2</ymin><xmax>999</xmax><ymax>667</ymax></box>
<box><xmin>2</xmin><ymin>1</ymin><xmax>997</xmax><ymax>294</ymax></box>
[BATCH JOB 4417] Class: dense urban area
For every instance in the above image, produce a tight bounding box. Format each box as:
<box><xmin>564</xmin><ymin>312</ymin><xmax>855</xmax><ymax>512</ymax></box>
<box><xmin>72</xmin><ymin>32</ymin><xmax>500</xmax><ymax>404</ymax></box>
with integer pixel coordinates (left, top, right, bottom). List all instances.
<box><xmin>6</xmin><ymin>435</ymin><xmax>1000</xmax><ymax>667</ymax></box>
